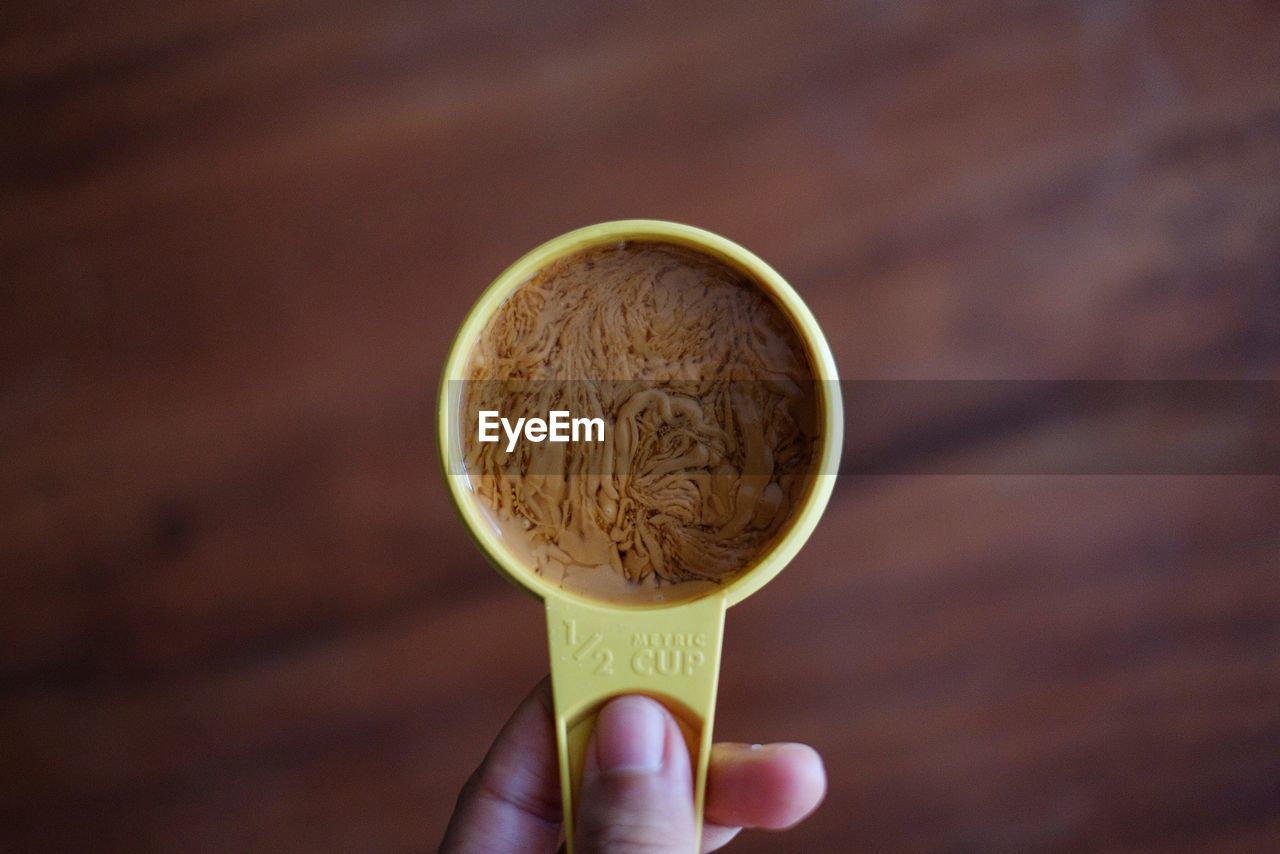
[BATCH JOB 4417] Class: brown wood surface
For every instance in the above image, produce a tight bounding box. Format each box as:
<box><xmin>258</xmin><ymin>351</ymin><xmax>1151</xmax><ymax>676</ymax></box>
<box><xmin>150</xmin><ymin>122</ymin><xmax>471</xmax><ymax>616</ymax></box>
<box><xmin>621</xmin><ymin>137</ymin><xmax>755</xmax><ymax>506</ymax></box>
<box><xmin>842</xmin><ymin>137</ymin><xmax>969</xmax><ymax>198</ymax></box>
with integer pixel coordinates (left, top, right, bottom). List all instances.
<box><xmin>3</xmin><ymin>1</ymin><xmax>1279</xmax><ymax>851</ymax></box>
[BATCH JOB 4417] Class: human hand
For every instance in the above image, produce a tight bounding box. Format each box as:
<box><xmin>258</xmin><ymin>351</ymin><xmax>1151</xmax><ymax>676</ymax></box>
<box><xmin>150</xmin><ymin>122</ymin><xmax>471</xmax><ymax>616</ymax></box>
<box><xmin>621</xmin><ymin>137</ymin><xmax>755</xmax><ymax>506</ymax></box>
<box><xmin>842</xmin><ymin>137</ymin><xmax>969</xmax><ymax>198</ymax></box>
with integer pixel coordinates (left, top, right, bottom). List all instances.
<box><xmin>441</xmin><ymin>678</ymin><xmax>826</xmax><ymax>852</ymax></box>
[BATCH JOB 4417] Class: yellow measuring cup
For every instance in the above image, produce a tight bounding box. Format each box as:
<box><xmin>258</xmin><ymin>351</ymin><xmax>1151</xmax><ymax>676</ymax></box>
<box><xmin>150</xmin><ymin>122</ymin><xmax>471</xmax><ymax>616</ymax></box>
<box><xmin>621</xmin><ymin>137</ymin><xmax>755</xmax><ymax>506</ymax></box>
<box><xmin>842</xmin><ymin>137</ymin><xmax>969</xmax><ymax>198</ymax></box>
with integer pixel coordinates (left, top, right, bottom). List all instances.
<box><xmin>439</xmin><ymin>221</ymin><xmax>842</xmax><ymax>851</ymax></box>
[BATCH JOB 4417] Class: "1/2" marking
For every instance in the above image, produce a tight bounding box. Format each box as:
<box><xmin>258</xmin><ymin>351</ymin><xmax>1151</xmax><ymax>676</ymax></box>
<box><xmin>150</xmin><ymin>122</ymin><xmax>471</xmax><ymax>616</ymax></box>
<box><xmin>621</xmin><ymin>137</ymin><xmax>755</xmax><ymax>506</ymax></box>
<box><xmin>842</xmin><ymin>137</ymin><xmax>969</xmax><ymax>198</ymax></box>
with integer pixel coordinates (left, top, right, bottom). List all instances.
<box><xmin>562</xmin><ymin>620</ymin><xmax>614</xmax><ymax>675</ymax></box>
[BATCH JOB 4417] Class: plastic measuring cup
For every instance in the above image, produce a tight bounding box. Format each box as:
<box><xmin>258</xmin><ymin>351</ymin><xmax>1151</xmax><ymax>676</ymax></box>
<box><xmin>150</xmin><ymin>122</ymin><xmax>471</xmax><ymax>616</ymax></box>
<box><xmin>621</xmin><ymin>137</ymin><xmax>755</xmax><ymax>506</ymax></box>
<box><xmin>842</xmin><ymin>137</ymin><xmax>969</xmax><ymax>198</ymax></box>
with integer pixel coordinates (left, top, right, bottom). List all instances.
<box><xmin>439</xmin><ymin>220</ymin><xmax>842</xmax><ymax>851</ymax></box>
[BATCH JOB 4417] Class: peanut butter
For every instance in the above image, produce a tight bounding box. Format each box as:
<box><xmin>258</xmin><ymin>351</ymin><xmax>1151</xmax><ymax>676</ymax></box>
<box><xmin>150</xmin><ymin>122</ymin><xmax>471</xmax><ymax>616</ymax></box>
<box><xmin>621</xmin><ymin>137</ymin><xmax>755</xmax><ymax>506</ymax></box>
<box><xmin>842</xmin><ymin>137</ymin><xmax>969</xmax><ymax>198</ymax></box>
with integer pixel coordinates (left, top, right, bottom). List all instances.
<box><xmin>459</xmin><ymin>240</ymin><xmax>818</xmax><ymax>604</ymax></box>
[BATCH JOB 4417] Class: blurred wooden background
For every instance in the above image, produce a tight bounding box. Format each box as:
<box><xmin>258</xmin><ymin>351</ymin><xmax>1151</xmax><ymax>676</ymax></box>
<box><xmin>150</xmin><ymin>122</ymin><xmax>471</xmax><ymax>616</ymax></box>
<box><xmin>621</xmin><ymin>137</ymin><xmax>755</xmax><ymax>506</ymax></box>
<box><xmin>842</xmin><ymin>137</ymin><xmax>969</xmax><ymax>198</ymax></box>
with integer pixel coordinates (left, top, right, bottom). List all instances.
<box><xmin>2</xmin><ymin>1</ymin><xmax>1279</xmax><ymax>851</ymax></box>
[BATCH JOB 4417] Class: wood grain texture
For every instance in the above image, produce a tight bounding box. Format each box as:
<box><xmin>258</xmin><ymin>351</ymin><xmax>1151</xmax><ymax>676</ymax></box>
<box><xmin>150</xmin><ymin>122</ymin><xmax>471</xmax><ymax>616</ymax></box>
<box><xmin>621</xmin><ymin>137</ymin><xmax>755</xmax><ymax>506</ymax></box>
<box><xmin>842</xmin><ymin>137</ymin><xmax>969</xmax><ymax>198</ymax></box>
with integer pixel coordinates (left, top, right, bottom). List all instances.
<box><xmin>2</xmin><ymin>1</ymin><xmax>1278</xmax><ymax>851</ymax></box>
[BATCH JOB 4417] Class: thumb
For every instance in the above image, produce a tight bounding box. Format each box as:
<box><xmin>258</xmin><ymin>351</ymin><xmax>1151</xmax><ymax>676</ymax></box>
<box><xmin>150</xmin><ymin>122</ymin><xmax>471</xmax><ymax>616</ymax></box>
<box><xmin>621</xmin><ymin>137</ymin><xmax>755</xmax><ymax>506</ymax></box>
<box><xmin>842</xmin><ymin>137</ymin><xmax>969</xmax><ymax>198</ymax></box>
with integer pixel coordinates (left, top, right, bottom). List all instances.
<box><xmin>574</xmin><ymin>695</ymin><xmax>697</xmax><ymax>853</ymax></box>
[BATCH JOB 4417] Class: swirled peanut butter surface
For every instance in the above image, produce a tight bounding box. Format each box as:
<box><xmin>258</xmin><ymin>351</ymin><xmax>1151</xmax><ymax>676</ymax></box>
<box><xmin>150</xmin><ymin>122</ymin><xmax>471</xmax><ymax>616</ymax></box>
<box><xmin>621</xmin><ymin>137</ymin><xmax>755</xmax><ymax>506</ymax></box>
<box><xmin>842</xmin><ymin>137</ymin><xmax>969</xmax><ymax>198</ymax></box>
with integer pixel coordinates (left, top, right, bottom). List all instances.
<box><xmin>460</xmin><ymin>241</ymin><xmax>818</xmax><ymax>604</ymax></box>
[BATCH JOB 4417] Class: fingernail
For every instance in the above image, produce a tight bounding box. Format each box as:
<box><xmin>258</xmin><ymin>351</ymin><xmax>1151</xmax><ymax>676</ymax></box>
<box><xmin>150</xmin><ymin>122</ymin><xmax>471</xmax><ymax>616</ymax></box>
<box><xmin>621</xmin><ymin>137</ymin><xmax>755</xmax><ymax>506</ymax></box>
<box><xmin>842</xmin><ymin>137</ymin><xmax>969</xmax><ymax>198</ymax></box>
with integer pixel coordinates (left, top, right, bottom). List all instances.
<box><xmin>596</xmin><ymin>696</ymin><xmax>665</xmax><ymax>773</ymax></box>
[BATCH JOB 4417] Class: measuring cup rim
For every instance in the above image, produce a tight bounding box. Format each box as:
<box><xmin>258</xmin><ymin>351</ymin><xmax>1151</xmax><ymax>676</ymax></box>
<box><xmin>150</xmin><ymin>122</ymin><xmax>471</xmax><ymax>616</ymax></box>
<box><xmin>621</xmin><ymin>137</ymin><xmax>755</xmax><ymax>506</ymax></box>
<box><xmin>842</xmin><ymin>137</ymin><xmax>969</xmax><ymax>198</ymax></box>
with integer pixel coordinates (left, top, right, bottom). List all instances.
<box><xmin>438</xmin><ymin>219</ymin><xmax>843</xmax><ymax>610</ymax></box>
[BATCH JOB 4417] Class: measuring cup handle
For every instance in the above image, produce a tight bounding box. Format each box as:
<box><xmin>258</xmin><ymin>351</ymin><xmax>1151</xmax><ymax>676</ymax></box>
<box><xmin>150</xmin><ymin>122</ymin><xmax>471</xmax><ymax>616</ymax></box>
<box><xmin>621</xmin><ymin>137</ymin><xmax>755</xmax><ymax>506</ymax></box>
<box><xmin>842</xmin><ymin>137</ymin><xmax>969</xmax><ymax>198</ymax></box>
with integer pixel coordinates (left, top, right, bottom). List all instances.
<box><xmin>546</xmin><ymin>594</ymin><xmax>727</xmax><ymax>854</ymax></box>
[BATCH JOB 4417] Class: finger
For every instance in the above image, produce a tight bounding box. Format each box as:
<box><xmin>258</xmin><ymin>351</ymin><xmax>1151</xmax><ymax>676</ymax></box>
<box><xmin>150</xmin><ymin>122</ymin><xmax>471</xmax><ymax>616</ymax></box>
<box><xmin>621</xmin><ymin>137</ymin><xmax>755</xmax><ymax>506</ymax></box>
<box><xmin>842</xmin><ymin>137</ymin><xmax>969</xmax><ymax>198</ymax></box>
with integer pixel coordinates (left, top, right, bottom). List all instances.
<box><xmin>700</xmin><ymin>823</ymin><xmax>743</xmax><ymax>852</ymax></box>
<box><xmin>574</xmin><ymin>696</ymin><xmax>698</xmax><ymax>852</ymax></box>
<box><xmin>440</xmin><ymin>678</ymin><xmax>563</xmax><ymax>854</ymax></box>
<box><xmin>699</xmin><ymin>742</ymin><xmax>827</xmax><ymax>852</ymax></box>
